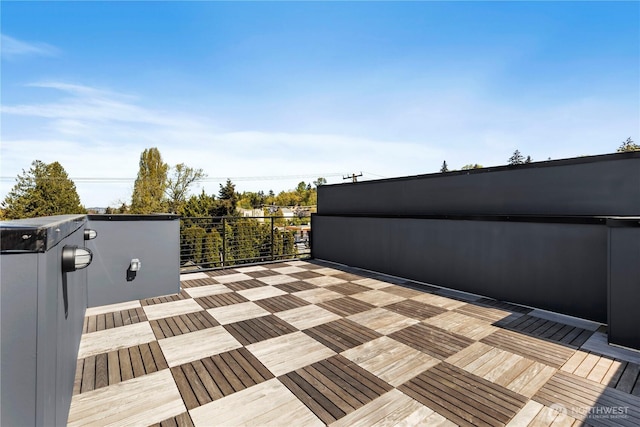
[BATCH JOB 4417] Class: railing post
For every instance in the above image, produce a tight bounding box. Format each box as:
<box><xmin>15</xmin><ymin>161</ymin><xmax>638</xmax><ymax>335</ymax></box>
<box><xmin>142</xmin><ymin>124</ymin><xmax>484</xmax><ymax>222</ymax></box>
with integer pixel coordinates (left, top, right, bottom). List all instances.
<box><xmin>270</xmin><ymin>216</ymin><xmax>275</xmax><ymax>261</ymax></box>
<box><xmin>222</xmin><ymin>217</ymin><xmax>226</xmax><ymax>267</ymax></box>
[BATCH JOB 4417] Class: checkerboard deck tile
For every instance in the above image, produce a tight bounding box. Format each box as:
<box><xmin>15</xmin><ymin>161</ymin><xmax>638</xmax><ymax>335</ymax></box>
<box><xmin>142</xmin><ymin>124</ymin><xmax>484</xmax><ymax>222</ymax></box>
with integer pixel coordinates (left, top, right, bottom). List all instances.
<box><xmin>70</xmin><ymin>260</ymin><xmax>640</xmax><ymax>427</ymax></box>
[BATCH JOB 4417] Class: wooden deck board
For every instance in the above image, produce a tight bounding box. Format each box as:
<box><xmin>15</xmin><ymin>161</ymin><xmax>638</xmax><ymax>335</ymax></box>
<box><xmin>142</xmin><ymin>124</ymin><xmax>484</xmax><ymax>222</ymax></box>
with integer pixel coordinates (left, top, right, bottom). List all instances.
<box><xmin>383</xmin><ymin>299</ymin><xmax>447</xmax><ymax>320</ymax></box>
<box><xmin>84</xmin><ymin>307</ymin><xmax>148</xmax><ymax>333</ymax></box>
<box><xmin>304</xmin><ymin>318</ymin><xmax>382</xmax><ymax>353</ymax></box>
<box><xmin>253</xmin><ymin>293</ymin><xmax>311</xmax><ymax>313</ymax></box>
<box><xmin>481</xmin><ymin>328</ymin><xmax>575</xmax><ymax>368</ymax></box>
<box><xmin>75</xmin><ymin>342</ymin><xmax>170</xmax><ymax>394</ymax></box>
<box><xmin>389</xmin><ymin>323</ymin><xmax>475</xmax><ymax>359</ymax></box>
<box><xmin>281</xmin><ymin>355</ymin><xmax>392</xmax><ymax>424</ymax></box>
<box><xmin>223</xmin><ymin>314</ymin><xmax>297</xmax><ymax>345</ymax></box>
<box><xmin>325</xmin><ymin>282</ymin><xmax>371</xmax><ymax>296</ymax></box>
<box><xmin>150</xmin><ymin>412</ymin><xmax>195</xmax><ymax>427</ymax></box>
<box><xmin>319</xmin><ymin>296</ymin><xmax>377</xmax><ymax>316</ymax></box>
<box><xmin>500</xmin><ymin>314</ymin><xmax>594</xmax><ymax>348</ymax></box>
<box><xmin>194</xmin><ymin>292</ymin><xmax>248</xmax><ymax>309</ymax></box>
<box><xmin>400</xmin><ymin>363</ymin><xmax>528</xmax><ymax>427</ymax></box>
<box><xmin>274</xmin><ymin>280</ymin><xmax>318</xmax><ymax>293</ymax></box>
<box><xmin>533</xmin><ymin>371</ymin><xmax>640</xmax><ymax>426</ymax></box>
<box><xmin>71</xmin><ymin>260</ymin><xmax>640</xmax><ymax>427</ymax></box>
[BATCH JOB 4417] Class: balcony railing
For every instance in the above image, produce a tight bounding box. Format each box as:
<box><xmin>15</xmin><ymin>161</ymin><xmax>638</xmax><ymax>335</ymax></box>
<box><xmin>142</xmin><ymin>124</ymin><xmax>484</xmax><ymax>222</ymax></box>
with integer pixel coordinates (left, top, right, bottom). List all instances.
<box><xmin>180</xmin><ymin>216</ymin><xmax>311</xmax><ymax>270</ymax></box>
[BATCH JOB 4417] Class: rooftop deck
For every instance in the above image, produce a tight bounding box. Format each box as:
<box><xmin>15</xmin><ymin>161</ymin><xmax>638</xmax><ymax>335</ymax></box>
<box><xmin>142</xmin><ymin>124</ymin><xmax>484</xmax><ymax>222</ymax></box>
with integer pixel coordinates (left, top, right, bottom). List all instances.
<box><xmin>68</xmin><ymin>260</ymin><xmax>640</xmax><ymax>427</ymax></box>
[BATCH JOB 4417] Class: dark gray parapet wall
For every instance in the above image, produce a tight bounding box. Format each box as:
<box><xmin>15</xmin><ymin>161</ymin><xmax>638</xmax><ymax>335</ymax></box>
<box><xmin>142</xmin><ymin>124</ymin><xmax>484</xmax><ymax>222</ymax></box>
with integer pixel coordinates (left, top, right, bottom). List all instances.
<box><xmin>313</xmin><ymin>215</ymin><xmax>608</xmax><ymax>322</ymax></box>
<box><xmin>607</xmin><ymin>218</ymin><xmax>640</xmax><ymax>350</ymax></box>
<box><xmin>86</xmin><ymin>215</ymin><xmax>180</xmax><ymax>307</ymax></box>
<box><xmin>318</xmin><ymin>152</ymin><xmax>640</xmax><ymax>216</ymax></box>
<box><xmin>313</xmin><ymin>152</ymin><xmax>640</xmax><ymax>341</ymax></box>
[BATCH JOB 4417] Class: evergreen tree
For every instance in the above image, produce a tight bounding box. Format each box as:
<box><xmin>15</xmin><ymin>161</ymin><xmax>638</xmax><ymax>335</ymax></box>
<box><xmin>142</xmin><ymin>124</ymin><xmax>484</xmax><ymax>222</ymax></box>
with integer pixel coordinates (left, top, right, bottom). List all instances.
<box><xmin>440</xmin><ymin>161</ymin><xmax>449</xmax><ymax>173</ymax></box>
<box><xmin>508</xmin><ymin>150</ymin><xmax>525</xmax><ymax>165</ymax></box>
<box><xmin>1</xmin><ymin>160</ymin><xmax>85</xmax><ymax>219</ymax></box>
<box><xmin>617</xmin><ymin>137</ymin><xmax>640</xmax><ymax>152</ymax></box>
<box><xmin>131</xmin><ymin>148</ymin><xmax>169</xmax><ymax>214</ymax></box>
<box><xmin>218</xmin><ymin>179</ymin><xmax>238</xmax><ymax>215</ymax></box>
<box><xmin>179</xmin><ymin>190</ymin><xmax>217</xmax><ymax>217</ymax></box>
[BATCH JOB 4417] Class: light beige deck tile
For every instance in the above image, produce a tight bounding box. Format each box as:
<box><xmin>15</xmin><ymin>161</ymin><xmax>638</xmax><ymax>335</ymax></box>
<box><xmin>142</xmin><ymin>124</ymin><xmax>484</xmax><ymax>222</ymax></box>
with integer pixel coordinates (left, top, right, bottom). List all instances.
<box><xmin>159</xmin><ymin>326</ymin><xmax>242</xmax><ymax>367</ymax></box>
<box><xmin>483</xmin><ymin>353</ymin><xmax>526</xmax><ymax>382</ymax></box>
<box><xmin>78</xmin><ymin>322</ymin><xmax>155</xmax><ymax>359</ymax></box>
<box><xmin>424</xmin><ymin>311</ymin><xmax>498</xmax><ymax>340</ymax></box>
<box><xmin>189</xmin><ymin>378</ymin><xmax>323</xmax><ymax>427</ymax></box>
<box><xmin>214</xmin><ymin>272</ymin><xmax>254</xmax><ymax>284</ymax></box>
<box><xmin>293</xmin><ymin>288</ymin><xmax>343</xmax><ymax>303</ymax></box>
<box><xmin>312</xmin><ymin>267</ymin><xmax>345</xmax><ymax>276</ymax></box>
<box><xmin>68</xmin><ymin>369</ymin><xmax>185</xmax><ymax>427</ymax></box>
<box><xmin>256</xmin><ymin>274</ymin><xmax>298</xmax><ymax>285</ymax></box>
<box><xmin>271</xmin><ymin>266</ymin><xmax>307</xmax><ymax>275</ymax></box>
<box><xmin>142</xmin><ymin>299</ymin><xmax>203</xmax><ymax>321</ymax></box>
<box><xmin>237</xmin><ymin>286</ymin><xmax>287</xmax><ymax>301</ymax></box>
<box><xmin>275</xmin><ymin>304</ymin><xmax>341</xmax><ymax>330</ymax></box>
<box><xmin>506</xmin><ymin>400</ymin><xmax>545</xmax><ymax>427</ymax></box>
<box><xmin>350</xmin><ymin>290</ymin><xmax>405</xmax><ymax>307</ymax></box>
<box><xmin>207</xmin><ymin>301</ymin><xmax>270</xmax><ymax>325</ymax></box>
<box><xmin>246</xmin><ymin>331</ymin><xmax>336</xmax><ymax>376</ymax></box>
<box><xmin>351</xmin><ymin>278</ymin><xmax>392</xmax><ymax>289</ymax></box>
<box><xmin>410</xmin><ymin>292</ymin><xmax>467</xmax><ymax>310</ymax></box>
<box><xmin>507</xmin><ymin>362</ymin><xmax>557</xmax><ymax>398</ymax></box>
<box><xmin>347</xmin><ymin>308</ymin><xmax>419</xmax><ymax>335</ymax></box>
<box><xmin>342</xmin><ymin>336</ymin><xmax>439</xmax><ymax>386</ymax></box>
<box><xmin>304</xmin><ymin>276</ymin><xmax>348</xmax><ymax>287</ymax></box>
<box><xmin>285</xmin><ymin>260</ymin><xmax>310</xmax><ymax>267</ymax></box>
<box><xmin>234</xmin><ymin>265</ymin><xmax>268</xmax><ymax>272</ymax></box>
<box><xmin>446</xmin><ymin>341</ymin><xmax>496</xmax><ymax>367</ymax></box>
<box><xmin>179</xmin><ymin>272</ymin><xmax>210</xmax><ymax>281</ymax></box>
<box><xmin>85</xmin><ymin>300</ymin><xmax>141</xmax><ymax>316</ymax></box>
<box><xmin>421</xmin><ymin>412</ymin><xmax>458</xmax><ymax>427</ymax></box>
<box><xmin>183</xmin><ymin>283</ymin><xmax>232</xmax><ymax>298</ymax></box>
<box><xmin>331</xmin><ymin>389</ymin><xmax>441</xmax><ymax>427</ymax></box>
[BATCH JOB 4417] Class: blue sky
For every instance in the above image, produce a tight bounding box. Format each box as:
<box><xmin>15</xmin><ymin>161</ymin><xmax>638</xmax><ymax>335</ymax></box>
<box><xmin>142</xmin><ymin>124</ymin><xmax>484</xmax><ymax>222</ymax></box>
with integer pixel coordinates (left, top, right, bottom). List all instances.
<box><xmin>1</xmin><ymin>1</ymin><xmax>638</xmax><ymax>207</ymax></box>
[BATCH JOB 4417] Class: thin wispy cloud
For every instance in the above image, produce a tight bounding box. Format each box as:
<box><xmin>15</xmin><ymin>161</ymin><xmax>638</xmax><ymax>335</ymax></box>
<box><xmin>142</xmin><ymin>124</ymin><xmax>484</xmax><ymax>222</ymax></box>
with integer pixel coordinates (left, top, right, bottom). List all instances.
<box><xmin>1</xmin><ymin>82</ymin><xmax>444</xmax><ymax>206</ymax></box>
<box><xmin>1</xmin><ymin>82</ymin><xmax>634</xmax><ymax>207</ymax></box>
<box><xmin>1</xmin><ymin>34</ymin><xmax>59</xmax><ymax>60</ymax></box>
<box><xmin>2</xmin><ymin>81</ymin><xmax>206</xmax><ymax>129</ymax></box>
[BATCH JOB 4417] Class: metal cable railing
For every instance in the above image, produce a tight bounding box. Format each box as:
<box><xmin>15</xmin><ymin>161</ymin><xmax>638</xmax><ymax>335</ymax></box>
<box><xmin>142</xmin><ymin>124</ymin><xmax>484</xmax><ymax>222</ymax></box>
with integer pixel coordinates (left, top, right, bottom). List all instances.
<box><xmin>180</xmin><ymin>216</ymin><xmax>311</xmax><ymax>271</ymax></box>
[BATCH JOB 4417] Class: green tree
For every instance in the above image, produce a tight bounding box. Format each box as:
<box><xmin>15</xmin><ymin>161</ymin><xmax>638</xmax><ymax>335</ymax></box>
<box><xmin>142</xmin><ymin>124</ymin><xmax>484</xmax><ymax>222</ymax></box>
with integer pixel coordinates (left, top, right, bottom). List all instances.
<box><xmin>440</xmin><ymin>161</ymin><xmax>449</xmax><ymax>173</ymax></box>
<box><xmin>238</xmin><ymin>191</ymin><xmax>266</xmax><ymax>209</ymax></box>
<box><xmin>1</xmin><ymin>160</ymin><xmax>85</xmax><ymax>219</ymax></box>
<box><xmin>166</xmin><ymin>163</ymin><xmax>206</xmax><ymax>213</ymax></box>
<box><xmin>131</xmin><ymin>148</ymin><xmax>169</xmax><ymax>214</ymax></box>
<box><xmin>179</xmin><ymin>190</ymin><xmax>217</xmax><ymax>217</ymax></box>
<box><xmin>525</xmin><ymin>156</ymin><xmax>532</xmax><ymax>163</ymax></box>
<box><xmin>461</xmin><ymin>164</ymin><xmax>483</xmax><ymax>170</ymax></box>
<box><xmin>313</xmin><ymin>177</ymin><xmax>327</xmax><ymax>187</ymax></box>
<box><xmin>617</xmin><ymin>137</ymin><xmax>640</xmax><ymax>152</ymax></box>
<box><xmin>508</xmin><ymin>150</ymin><xmax>524</xmax><ymax>165</ymax></box>
<box><xmin>217</xmin><ymin>179</ymin><xmax>238</xmax><ymax>215</ymax></box>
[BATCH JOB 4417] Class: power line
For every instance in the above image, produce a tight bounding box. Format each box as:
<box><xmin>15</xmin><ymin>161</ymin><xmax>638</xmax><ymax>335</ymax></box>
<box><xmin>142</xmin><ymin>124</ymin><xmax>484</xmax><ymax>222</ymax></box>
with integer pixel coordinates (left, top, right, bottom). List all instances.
<box><xmin>0</xmin><ymin>173</ymin><xmax>345</xmax><ymax>184</ymax></box>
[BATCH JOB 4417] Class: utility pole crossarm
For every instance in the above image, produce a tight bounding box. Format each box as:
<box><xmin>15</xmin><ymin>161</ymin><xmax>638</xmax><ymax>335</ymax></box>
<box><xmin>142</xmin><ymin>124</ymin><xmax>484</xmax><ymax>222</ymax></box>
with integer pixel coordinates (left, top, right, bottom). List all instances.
<box><xmin>342</xmin><ymin>172</ymin><xmax>363</xmax><ymax>183</ymax></box>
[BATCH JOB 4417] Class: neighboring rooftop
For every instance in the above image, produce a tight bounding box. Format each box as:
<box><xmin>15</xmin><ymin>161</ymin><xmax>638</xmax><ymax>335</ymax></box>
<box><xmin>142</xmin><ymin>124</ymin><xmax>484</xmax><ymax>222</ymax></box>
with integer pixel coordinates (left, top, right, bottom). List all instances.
<box><xmin>68</xmin><ymin>260</ymin><xmax>640</xmax><ymax>427</ymax></box>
